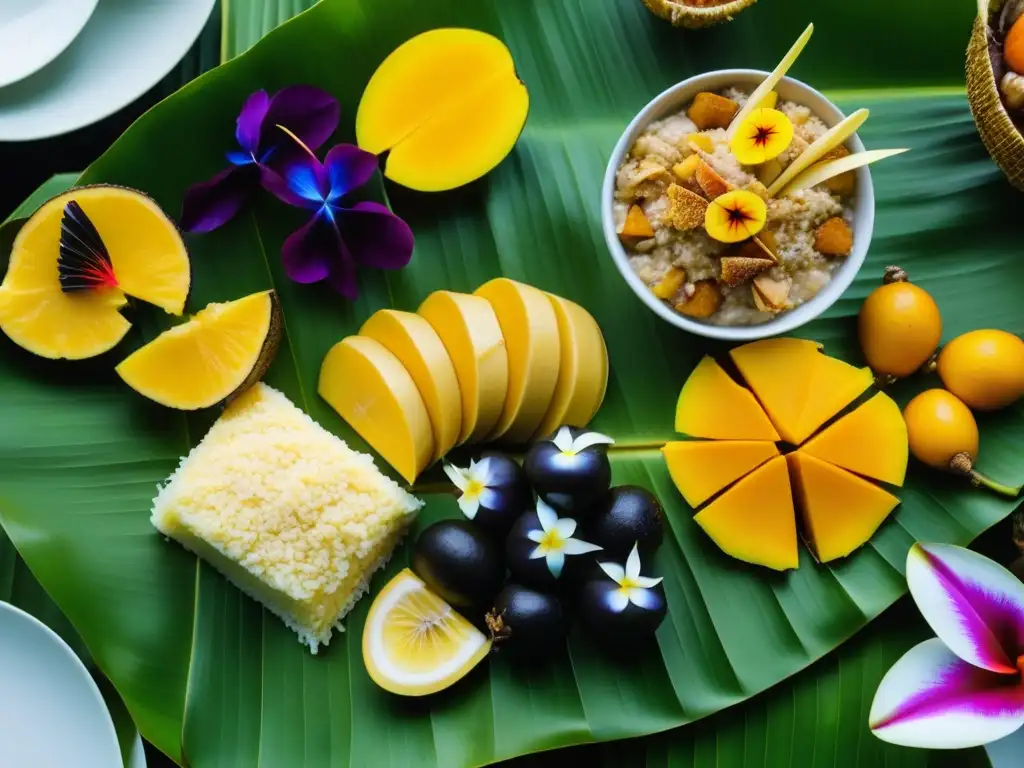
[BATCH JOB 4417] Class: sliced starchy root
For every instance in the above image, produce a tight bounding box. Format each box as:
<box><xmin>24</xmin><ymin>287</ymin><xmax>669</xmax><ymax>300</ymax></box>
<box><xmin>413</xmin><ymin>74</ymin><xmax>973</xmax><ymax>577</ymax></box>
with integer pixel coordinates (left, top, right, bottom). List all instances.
<box><xmin>675</xmin><ymin>279</ymin><xmax>722</xmax><ymax>318</ymax></box>
<box><xmin>115</xmin><ymin>290</ymin><xmax>280</xmax><ymax>411</ymax></box>
<box><xmin>675</xmin><ymin>356</ymin><xmax>781</xmax><ymax>441</ymax></box>
<box><xmin>474</xmin><ymin>278</ymin><xmax>560</xmax><ymax>443</ymax></box>
<box><xmin>672</xmin><ymin>155</ymin><xmax>702</xmax><ymax>183</ymax></box>
<box><xmin>727</xmin><ymin>23</ymin><xmax>815</xmax><ymax>139</ymax></box>
<box><xmin>534</xmin><ymin>294</ymin><xmax>608</xmax><ymax>439</ymax></box>
<box><xmin>719</xmin><ymin>255</ymin><xmax>774</xmax><ymax>287</ymax></box>
<box><xmin>693</xmin><ymin>456</ymin><xmax>799</xmax><ymax>571</ymax></box>
<box><xmin>789</xmin><ymin>356</ymin><xmax>873</xmax><ymax>445</ymax></box>
<box><xmin>619</xmin><ymin>204</ymin><xmax>655</xmax><ymax>238</ymax></box>
<box><xmin>687</xmin><ymin>92</ymin><xmax>739</xmax><ymax>130</ymax></box>
<box><xmin>780</xmin><ymin>148</ymin><xmax>909</xmax><ymax>196</ymax></box>
<box><xmin>363</xmin><ymin>569</ymin><xmax>491</xmax><ymax>697</ymax></box>
<box><xmin>799</xmin><ymin>392</ymin><xmax>909</xmax><ymax>486</ymax></box>
<box><xmin>663</xmin><ymin>439</ymin><xmax>780</xmax><ymax>508</ymax></box>
<box><xmin>319</xmin><ymin>336</ymin><xmax>434</xmax><ymax>484</ymax></box>
<box><xmin>788</xmin><ymin>453</ymin><xmax>900</xmax><ymax>563</ymax></box>
<box><xmin>695</xmin><ymin>160</ymin><xmax>731</xmax><ymax>199</ymax></box>
<box><xmin>665</xmin><ymin>183</ymin><xmax>708</xmax><ymax>230</ymax></box>
<box><xmin>418</xmin><ymin>291</ymin><xmax>508</xmax><ymax>445</ymax></box>
<box><xmin>752</xmin><ymin>275</ymin><xmax>792</xmax><ymax>312</ymax></box>
<box><xmin>652</xmin><ymin>267</ymin><xmax>687</xmax><ymax>300</ymax></box>
<box><xmin>360</xmin><ymin>309</ymin><xmax>462</xmax><ymax>462</ymax></box>
<box><xmin>814</xmin><ymin>217</ymin><xmax>854</xmax><ymax>256</ymax></box>
<box><xmin>767</xmin><ymin>108</ymin><xmax>871</xmax><ymax>197</ymax></box>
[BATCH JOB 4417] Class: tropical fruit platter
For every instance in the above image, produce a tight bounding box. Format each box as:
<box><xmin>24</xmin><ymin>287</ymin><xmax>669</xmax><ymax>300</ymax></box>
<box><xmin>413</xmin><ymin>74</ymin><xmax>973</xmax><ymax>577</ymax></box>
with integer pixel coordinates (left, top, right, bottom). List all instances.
<box><xmin>2</xmin><ymin>0</ymin><xmax>1024</xmax><ymax>766</ymax></box>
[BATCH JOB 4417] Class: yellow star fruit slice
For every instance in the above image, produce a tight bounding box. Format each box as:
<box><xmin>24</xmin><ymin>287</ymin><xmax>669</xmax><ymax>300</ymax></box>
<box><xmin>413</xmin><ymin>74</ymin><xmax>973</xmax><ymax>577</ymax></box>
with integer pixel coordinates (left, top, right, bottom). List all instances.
<box><xmin>788</xmin><ymin>453</ymin><xmax>901</xmax><ymax>563</ymax></box>
<box><xmin>662</xmin><ymin>440</ymin><xmax>780</xmax><ymax>508</ymax></box>
<box><xmin>693</xmin><ymin>456</ymin><xmax>799</xmax><ymax>571</ymax></box>
<box><xmin>319</xmin><ymin>336</ymin><xmax>434</xmax><ymax>484</ymax></box>
<box><xmin>675</xmin><ymin>356</ymin><xmax>780</xmax><ymax>441</ymax></box>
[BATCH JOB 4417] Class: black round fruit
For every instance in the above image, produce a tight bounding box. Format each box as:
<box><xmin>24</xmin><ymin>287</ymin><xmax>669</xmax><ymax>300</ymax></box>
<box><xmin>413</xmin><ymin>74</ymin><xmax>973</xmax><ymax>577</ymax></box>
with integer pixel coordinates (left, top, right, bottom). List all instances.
<box><xmin>523</xmin><ymin>426</ymin><xmax>613</xmax><ymax>514</ymax></box>
<box><xmin>577</xmin><ymin>576</ymin><xmax>666</xmax><ymax>644</ymax></box>
<box><xmin>446</xmin><ymin>451</ymin><xmax>531</xmax><ymax>540</ymax></box>
<box><xmin>486</xmin><ymin>584</ymin><xmax>567</xmax><ymax>658</ymax></box>
<box><xmin>411</xmin><ymin>520</ymin><xmax>504</xmax><ymax>610</ymax></box>
<box><xmin>585</xmin><ymin>485</ymin><xmax>665</xmax><ymax>559</ymax></box>
<box><xmin>505</xmin><ymin>507</ymin><xmax>601</xmax><ymax>590</ymax></box>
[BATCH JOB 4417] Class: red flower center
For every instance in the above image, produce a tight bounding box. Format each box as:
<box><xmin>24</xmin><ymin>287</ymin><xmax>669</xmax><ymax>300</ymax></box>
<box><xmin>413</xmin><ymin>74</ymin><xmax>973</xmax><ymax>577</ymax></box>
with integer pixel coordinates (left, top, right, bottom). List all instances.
<box><xmin>752</xmin><ymin>125</ymin><xmax>776</xmax><ymax>148</ymax></box>
<box><xmin>725</xmin><ymin>204</ymin><xmax>753</xmax><ymax>231</ymax></box>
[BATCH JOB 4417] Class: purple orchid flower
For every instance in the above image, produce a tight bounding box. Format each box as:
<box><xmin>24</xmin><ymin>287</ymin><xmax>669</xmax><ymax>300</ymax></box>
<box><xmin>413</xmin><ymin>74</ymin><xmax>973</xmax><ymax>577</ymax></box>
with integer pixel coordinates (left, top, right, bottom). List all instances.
<box><xmin>180</xmin><ymin>85</ymin><xmax>340</xmax><ymax>233</ymax></box>
<box><xmin>263</xmin><ymin>133</ymin><xmax>414</xmax><ymax>299</ymax></box>
<box><xmin>869</xmin><ymin>543</ymin><xmax>1024</xmax><ymax>749</ymax></box>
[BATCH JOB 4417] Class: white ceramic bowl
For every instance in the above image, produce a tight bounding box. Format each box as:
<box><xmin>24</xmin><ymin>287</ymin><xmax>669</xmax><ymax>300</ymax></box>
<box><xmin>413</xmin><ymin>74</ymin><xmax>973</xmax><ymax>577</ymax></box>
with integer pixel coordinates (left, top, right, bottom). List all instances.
<box><xmin>601</xmin><ymin>69</ymin><xmax>874</xmax><ymax>341</ymax></box>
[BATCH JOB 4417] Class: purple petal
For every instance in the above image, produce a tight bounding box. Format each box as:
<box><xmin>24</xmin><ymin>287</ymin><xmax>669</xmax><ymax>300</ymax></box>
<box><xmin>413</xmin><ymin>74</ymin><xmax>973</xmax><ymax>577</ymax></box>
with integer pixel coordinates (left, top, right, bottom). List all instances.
<box><xmin>908</xmin><ymin>543</ymin><xmax>1024</xmax><ymax>674</ymax></box>
<box><xmin>180</xmin><ymin>165</ymin><xmax>258</xmax><ymax>233</ymax></box>
<box><xmin>281</xmin><ymin>215</ymin><xmax>335</xmax><ymax>284</ymax></box>
<box><xmin>323</xmin><ymin>144</ymin><xmax>378</xmax><ymax>201</ymax></box>
<box><xmin>870</xmin><ymin>638</ymin><xmax>1024</xmax><ymax>749</ymax></box>
<box><xmin>260</xmin><ymin>158</ymin><xmax>325</xmax><ymax>210</ymax></box>
<box><xmin>327</xmin><ymin>237</ymin><xmax>359</xmax><ymax>300</ymax></box>
<box><xmin>236</xmin><ymin>90</ymin><xmax>270</xmax><ymax>154</ymax></box>
<box><xmin>338</xmin><ymin>201</ymin><xmax>414</xmax><ymax>269</ymax></box>
<box><xmin>261</xmin><ymin>85</ymin><xmax>340</xmax><ymax>162</ymax></box>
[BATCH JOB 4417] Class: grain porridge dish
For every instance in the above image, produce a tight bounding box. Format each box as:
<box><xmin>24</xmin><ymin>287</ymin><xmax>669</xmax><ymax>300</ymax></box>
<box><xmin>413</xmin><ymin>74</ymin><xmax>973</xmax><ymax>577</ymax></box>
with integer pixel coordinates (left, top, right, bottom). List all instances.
<box><xmin>613</xmin><ymin>86</ymin><xmax>859</xmax><ymax>326</ymax></box>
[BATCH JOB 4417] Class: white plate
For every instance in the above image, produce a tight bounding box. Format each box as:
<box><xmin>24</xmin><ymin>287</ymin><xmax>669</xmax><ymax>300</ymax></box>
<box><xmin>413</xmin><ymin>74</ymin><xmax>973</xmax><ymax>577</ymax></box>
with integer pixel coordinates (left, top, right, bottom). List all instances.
<box><xmin>0</xmin><ymin>601</ymin><xmax>122</xmax><ymax>767</ymax></box>
<box><xmin>0</xmin><ymin>0</ymin><xmax>99</xmax><ymax>89</ymax></box>
<box><xmin>0</xmin><ymin>0</ymin><xmax>216</xmax><ymax>141</ymax></box>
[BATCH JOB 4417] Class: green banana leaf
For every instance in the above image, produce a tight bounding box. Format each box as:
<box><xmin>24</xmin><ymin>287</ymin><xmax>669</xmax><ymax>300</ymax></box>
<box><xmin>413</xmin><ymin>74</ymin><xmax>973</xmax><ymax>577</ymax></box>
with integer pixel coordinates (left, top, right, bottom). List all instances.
<box><xmin>0</xmin><ymin>0</ymin><xmax>1021</xmax><ymax>766</ymax></box>
<box><xmin>221</xmin><ymin>0</ymin><xmax>318</xmax><ymax>60</ymax></box>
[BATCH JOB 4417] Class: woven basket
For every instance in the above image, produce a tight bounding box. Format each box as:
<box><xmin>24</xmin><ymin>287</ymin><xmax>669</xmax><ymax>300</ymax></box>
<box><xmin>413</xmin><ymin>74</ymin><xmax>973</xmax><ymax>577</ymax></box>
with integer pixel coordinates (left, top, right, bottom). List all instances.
<box><xmin>641</xmin><ymin>0</ymin><xmax>758</xmax><ymax>29</ymax></box>
<box><xmin>966</xmin><ymin>0</ymin><xmax>1024</xmax><ymax>189</ymax></box>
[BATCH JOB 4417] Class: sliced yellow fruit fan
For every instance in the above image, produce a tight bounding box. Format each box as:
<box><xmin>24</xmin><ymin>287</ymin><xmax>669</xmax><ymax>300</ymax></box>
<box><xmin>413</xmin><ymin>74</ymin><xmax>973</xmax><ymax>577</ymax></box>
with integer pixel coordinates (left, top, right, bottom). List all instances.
<box><xmin>664</xmin><ymin>339</ymin><xmax>908</xmax><ymax>570</ymax></box>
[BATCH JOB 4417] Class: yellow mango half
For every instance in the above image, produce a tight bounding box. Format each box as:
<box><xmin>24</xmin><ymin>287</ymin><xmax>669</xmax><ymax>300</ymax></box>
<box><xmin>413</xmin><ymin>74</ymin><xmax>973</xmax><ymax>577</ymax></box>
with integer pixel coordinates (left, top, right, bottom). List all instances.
<box><xmin>693</xmin><ymin>456</ymin><xmax>799</xmax><ymax>571</ymax></box>
<box><xmin>356</xmin><ymin>28</ymin><xmax>529</xmax><ymax>192</ymax></box>
<box><xmin>788</xmin><ymin>453</ymin><xmax>900</xmax><ymax>563</ymax></box>
<box><xmin>319</xmin><ymin>336</ymin><xmax>433</xmax><ymax>484</ymax></box>
<box><xmin>798</xmin><ymin>392</ymin><xmax>909</xmax><ymax>487</ymax></box>
<box><xmin>788</xmin><ymin>355</ymin><xmax>873</xmax><ymax>445</ymax></box>
<box><xmin>534</xmin><ymin>294</ymin><xmax>608</xmax><ymax>439</ymax></box>
<box><xmin>474</xmin><ymin>278</ymin><xmax>560</xmax><ymax>443</ymax></box>
<box><xmin>360</xmin><ymin>309</ymin><xmax>462</xmax><ymax>462</ymax></box>
<box><xmin>663</xmin><ymin>440</ymin><xmax>779</xmax><ymax>508</ymax></box>
<box><xmin>675</xmin><ymin>356</ymin><xmax>780</xmax><ymax>441</ymax></box>
<box><xmin>418</xmin><ymin>291</ymin><xmax>508</xmax><ymax>444</ymax></box>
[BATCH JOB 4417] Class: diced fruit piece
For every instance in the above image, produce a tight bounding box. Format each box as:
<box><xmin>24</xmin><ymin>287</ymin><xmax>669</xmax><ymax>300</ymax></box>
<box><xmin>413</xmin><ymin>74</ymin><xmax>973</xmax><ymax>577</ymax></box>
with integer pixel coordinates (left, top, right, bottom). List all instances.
<box><xmin>360</xmin><ymin>309</ymin><xmax>462</xmax><ymax>461</ymax></box>
<box><xmin>652</xmin><ymin>267</ymin><xmax>687</xmax><ymax>300</ymax></box>
<box><xmin>1005</xmin><ymin>14</ymin><xmax>1024</xmax><ymax>75</ymax></box>
<box><xmin>676</xmin><ymin>279</ymin><xmax>722</xmax><ymax>318</ymax></box>
<box><xmin>115</xmin><ymin>290</ymin><xmax>280</xmax><ymax>411</ymax></box>
<box><xmin>619</xmin><ymin>204</ymin><xmax>655</xmax><ymax>238</ymax></box>
<box><xmin>665</xmin><ymin>183</ymin><xmax>708</xmax><ymax>231</ymax></box>
<box><xmin>687</xmin><ymin>92</ymin><xmax>739</xmax><ymax>130</ymax></box>
<box><xmin>729</xmin><ymin>108</ymin><xmax>794</xmax><ymax>165</ymax></box>
<box><xmin>695</xmin><ymin>160</ymin><xmax>731</xmax><ymax>199</ymax></box>
<box><xmin>729</xmin><ymin>338</ymin><xmax>822</xmax><ymax>443</ymax></box>
<box><xmin>767</xmin><ymin>109</ymin><xmax>870</xmax><ymax>196</ymax></box>
<box><xmin>788</xmin><ymin>453</ymin><xmax>900</xmax><ymax>563</ymax></box>
<box><xmin>752</xmin><ymin>275</ymin><xmax>792</xmax><ymax>312</ymax></box>
<box><xmin>319</xmin><ymin>336</ymin><xmax>434</xmax><ymax>484</ymax></box>
<box><xmin>817</xmin><ymin>144</ymin><xmax>854</xmax><ymax>195</ymax></box>
<box><xmin>687</xmin><ymin>132</ymin><xmax>714</xmax><ymax>153</ymax></box>
<box><xmin>756</xmin><ymin>91</ymin><xmax>779</xmax><ymax>110</ymax></box>
<box><xmin>663</xmin><ymin>440</ymin><xmax>780</xmax><ymax>507</ymax></box>
<box><xmin>418</xmin><ymin>291</ymin><xmax>508</xmax><ymax>444</ymax></box>
<box><xmin>799</xmin><ymin>392</ymin><xmax>909</xmax><ymax>486</ymax></box>
<box><xmin>693</xmin><ymin>456</ymin><xmax>799</xmax><ymax>571</ymax></box>
<box><xmin>672</xmin><ymin>155</ymin><xmax>702</xmax><ymax>183</ymax></box>
<box><xmin>704</xmin><ymin>190</ymin><xmax>767</xmax><ymax>243</ymax></box>
<box><xmin>675</xmin><ymin>356</ymin><xmax>780</xmax><ymax>441</ymax></box>
<box><xmin>814</xmin><ymin>217</ymin><xmax>853</xmax><ymax>256</ymax></box>
<box><xmin>362</xmin><ymin>569</ymin><xmax>491</xmax><ymax>697</ymax></box>
<box><xmin>789</xmin><ymin>355</ymin><xmax>873</xmax><ymax>445</ymax></box>
<box><xmin>356</xmin><ymin>29</ymin><xmax>528</xmax><ymax>192</ymax></box>
<box><xmin>474</xmin><ymin>278</ymin><xmax>560</xmax><ymax>443</ymax></box>
<box><xmin>534</xmin><ymin>294</ymin><xmax>608</xmax><ymax>439</ymax></box>
<box><xmin>719</xmin><ymin>255</ymin><xmax>773</xmax><ymax>287</ymax></box>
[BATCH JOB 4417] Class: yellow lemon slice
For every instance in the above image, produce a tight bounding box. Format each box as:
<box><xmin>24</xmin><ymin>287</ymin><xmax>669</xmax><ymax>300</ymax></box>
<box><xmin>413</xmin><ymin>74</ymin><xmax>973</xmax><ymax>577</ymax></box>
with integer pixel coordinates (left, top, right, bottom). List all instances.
<box><xmin>362</xmin><ymin>569</ymin><xmax>491</xmax><ymax>697</ymax></box>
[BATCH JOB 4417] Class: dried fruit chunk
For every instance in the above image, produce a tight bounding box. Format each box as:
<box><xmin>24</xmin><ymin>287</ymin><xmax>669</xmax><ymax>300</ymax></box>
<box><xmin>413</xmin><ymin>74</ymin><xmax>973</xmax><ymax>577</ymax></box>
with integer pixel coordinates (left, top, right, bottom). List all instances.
<box><xmin>675</xmin><ymin>356</ymin><xmax>780</xmax><ymax>441</ymax></box>
<box><xmin>729</xmin><ymin>108</ymin><xmax>794</xmax><ymax>165</ymax></box>
<box><xmin>665</xmin><ymin>183</ymin><xmax>708</xmax><ymax>230</ymax></box>
<box><xmin>704</xmin><ymin>190</ymin><xmax>767</xmax><ymax>243</ymax></box>
<box><xmin>663</xmin><ymin>440</ymin><xmax>780</xmax><ymax>508</ymax></box>
<box><xmin>693</xmin><ymin>456</ymin><xmax>799</xmax><ymax>571</ymax></box>
<box><xmin>687</xmin><ymin>92</ymin><xmax>739</xmax><ymax>130</ymax></box>
<box><xmin>799</xmin><ymin>392</ymin><xmax>908</xmax><ymax>486</ymax></box>
<box><xmin>686</xmin><ymin>132</ymin><xmax>714</xmax><ymax>153</ymax></box>
<box><xmin>719</xmin><ymin>255</ymin><xmax>773</xmax><ymax>287</ymax></box>
<box><xmin>620</xmin><ymin>204</ymin><xmax>655</xmax><ymax>238</ymax></box>
<box><xmin>676</xmin><ymin>280</ymin><xmax>722</xmax><ymax>318</ymax></box>
<box><xmin>652</xmin><ymin>267</ymin><xmax>687</xmax><ymax>299</ymax></box>
<box><xmin>814</xmin><ymin>217</ymin><xmax>853</xmax><ymax>256</ymax></box>
<box><xmin>752</xmin><ymin>275</ymin><xmax>792</xmax><ymax>312</ymax></box>
<box><xmin>356</xmin><ymin>29</ymin><xmax>528</xmax><ymax>192</ymax></box>
<box><xmin>695</xmin><ymin>160</ymin><xmax>731</xmax><ymax>199</ymax></box>
<box><xmin>788</xmin><ymin>453</ymin><xmax>900</xmax><ymax>563</ymax></box>
<box><xmin>672</xmin><ymin>155</ymin><xmax>702</xmax><ymax>183</ymax></box>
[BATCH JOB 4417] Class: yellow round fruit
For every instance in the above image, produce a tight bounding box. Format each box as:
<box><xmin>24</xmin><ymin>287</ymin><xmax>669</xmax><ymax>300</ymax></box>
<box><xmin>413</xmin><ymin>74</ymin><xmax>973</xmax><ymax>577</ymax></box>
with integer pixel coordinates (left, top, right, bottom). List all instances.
<box><xmin>362</xmin><ymin>568</ymin><xmax>491</xmax><ymax>697</ymax></box>
<box><xmin>902</xmin><ymin>389</ymin><xmax>979</xmax><ymax>471</ymax></box>
<box><xmin>937</xmin><ymin>329</ymin><xmax>1024</xmax><ymax>411</ymax></box>
<box><xmin>858</xmin><ymin>268</ymin><xmax>941</xmax><ymax>379</ymax></box>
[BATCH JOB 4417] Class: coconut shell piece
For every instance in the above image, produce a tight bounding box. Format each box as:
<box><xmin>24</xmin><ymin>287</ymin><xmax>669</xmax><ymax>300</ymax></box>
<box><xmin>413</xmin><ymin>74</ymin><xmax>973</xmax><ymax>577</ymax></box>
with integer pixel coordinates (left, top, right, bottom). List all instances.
<box><xmin>752</xmin><ymin>275</ymin><xmax>792</xmax><ymax>312</ymax></box>
<box><xmin>719</xmin><ymin>256</ymin><xmax>774</xmax><ymax>287</ymax></box>
<box><xmin>665</xmin><ymin>183</ymin><xmax>709</xmax><ymax>230</ymax></box>
<box><xmin>640</xmin><ymin>0</ymin><xmax>759</xmax><ymax>29</ymax></box>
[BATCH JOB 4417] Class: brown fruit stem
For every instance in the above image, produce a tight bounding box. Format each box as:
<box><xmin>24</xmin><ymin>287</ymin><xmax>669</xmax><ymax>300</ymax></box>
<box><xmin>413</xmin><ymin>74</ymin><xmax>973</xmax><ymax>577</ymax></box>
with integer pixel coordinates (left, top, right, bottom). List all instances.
<box><xmin>919</xmin><ymin>351</ymin><xmax>939</xmax><ymax>376</ymax></box>
<box><xmin>949</xmin><ymin>452</ymin><xmax>1022</xmax><ymax>499</ymax></box>
<box><xmin>882</xmin><ymin>265</ymin><xmax>908</xmax><ymax>284</ymax></box>
<box><xmin>873</xmin><ymin>372</ymin><xmax>897</xmax><ymax>389</ymax></box>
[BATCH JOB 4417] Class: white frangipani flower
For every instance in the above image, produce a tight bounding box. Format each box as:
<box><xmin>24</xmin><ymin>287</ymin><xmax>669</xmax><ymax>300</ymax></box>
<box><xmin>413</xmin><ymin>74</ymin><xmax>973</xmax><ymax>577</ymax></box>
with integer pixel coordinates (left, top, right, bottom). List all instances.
<box><xmin>598</xmin><ymin>544</ymin><xmax>663</xmax><ymax>613</ymax></box>
<box><xmin>550</xmin><ymin>426</ymin><xmax>615</xmax><ymax>456</ymax></box>
<box><xmin>444</xmin><ymin>458</ymin><xmax>501</xmax><ymax>521</ymax></box>
<box><xmin>526</xmin><ymin>499</ymin><xmax>601</xmax><ymax>578</ymax></box>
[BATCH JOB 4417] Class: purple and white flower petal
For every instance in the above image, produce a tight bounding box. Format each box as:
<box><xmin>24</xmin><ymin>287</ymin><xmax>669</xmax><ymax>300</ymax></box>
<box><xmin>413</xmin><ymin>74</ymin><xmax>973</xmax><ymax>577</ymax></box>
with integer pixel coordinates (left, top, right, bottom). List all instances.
<box><xmin>443</xmin><ymin>463</ymin><xmax>470</xmax><ymax>492</ymax></box>
<box><xmin>561</xmin><ymin>538</ymin><xmax>602</xmax><ymax>556</ymax></box>
<box><xmin>457</xmin><ymin>495</ymin><xmax>480</xmax><ymax>520</ymax></box>
<box><xmin>536</xmin><ymin>499</ymin><xmax>558</xmax><ymax>533</ymax></box>
<box><xmin>261</xmin><ymin>85</ymin><xmax>340</xmax><ymax>163</ymax></box>
<box><xmin>608</xmin><ymin>589</ymin><xmax>631</xmax><ymax>613</ymax></box>
<box><xmin>554</xmin><ymin>517</ymin><xmax>577</xmax><ymax>540</ymax></box>
<box><xmin>324</xmin><ymin>145</ymin><xmax>379</xmax><ymax>202</ymax></box>
<box><xmin>180</xmin><ymin>165</ymin><xmax>258</xmax><ymax>234</ymax></box>
<box><xmin>599</xmin><ymin>561</ymin><xmax>626</xmax><ymax>584</ymax></box>
<box><xmin>626</xmin><ymin>586</ymin><xmax>662</xmax><ymax>609</ymax></box>
<box><xmin>235</xmin><ymin>89</ymin><xmax>270</xmax><ymax>156</ymax></box>
<box><xmin>870</xmin><ymin>638</ymin><xmax>1024</xmax><ymax>749</ymax></box>
<box><xmin>526</xmin><ymin>530</ymin><xmax>546</xmax><ymax>545</ymax></box>
<box><xmin>550</xmin><ymin>426</ymin><xmax>615</xmax><ymax>455</ymax></box>
<box><xmin>546</xmin><ymin>551</ymin><xmax>566</xmax><ymax>579</ymax></box>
